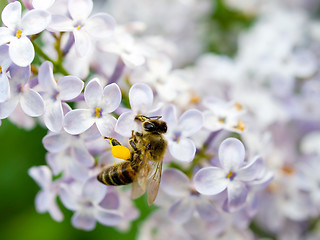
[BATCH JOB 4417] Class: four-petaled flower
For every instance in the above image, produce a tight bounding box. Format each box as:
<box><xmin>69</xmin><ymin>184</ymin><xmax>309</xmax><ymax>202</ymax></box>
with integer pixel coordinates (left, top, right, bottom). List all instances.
<box><xmin>64</xmin><ymin>78</ymin><xmax>121</xmax><ymax>136</ymax></box>
<box><xmin>194</xmin><ymin>138</ymin><xmax>264</xmax><ymax>212</ymax></box>
<box><xmin>0</xmin><ymin>1</ymin><xmax>51</xmax><ymax>66</ymax></box>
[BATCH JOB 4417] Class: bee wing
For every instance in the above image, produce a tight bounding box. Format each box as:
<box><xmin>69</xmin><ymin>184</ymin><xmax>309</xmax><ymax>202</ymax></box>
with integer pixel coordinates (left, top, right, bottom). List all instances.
<box><xmin>131</xmin><ymin>150</ymin><xmax>150</xmax><ymax>199</ymax></box>
<box><xmin>147</xmin><ymin>160</ymin><xmax>163</xmax><ymax>205</ymax></box>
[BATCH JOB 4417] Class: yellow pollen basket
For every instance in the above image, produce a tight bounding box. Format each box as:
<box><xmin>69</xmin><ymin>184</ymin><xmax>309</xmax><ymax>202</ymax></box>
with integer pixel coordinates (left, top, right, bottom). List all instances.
<box><xmin>226</xmin><ymin>171</ymin><xmax>234</xmax><ymax>178</ymax></box>
<box><xmin>16</xmin><ymin>29</ymin><xmax>22</xmax><ymax>38</ymax></box>
<box><xmin>111</xmin><ymin>145</ymin><xmax>131</xmax><ymax>160</ymax></box>
<box><xmin>93</xmin><ymin>107</ymin><xmax>102</xmax><ymax>118</ymax></box>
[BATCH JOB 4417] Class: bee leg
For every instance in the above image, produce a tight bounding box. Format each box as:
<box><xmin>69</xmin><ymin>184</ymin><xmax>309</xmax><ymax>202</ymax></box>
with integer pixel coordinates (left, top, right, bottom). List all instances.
<box><xmin>129</xmin><ymin>139</ymin><xmax>139</xmax><ymax>152</ymax></box>
<box><xmin>104</xmin><ymin>137</ymin><xmax>122</xmax><ymax>147</ymax></box>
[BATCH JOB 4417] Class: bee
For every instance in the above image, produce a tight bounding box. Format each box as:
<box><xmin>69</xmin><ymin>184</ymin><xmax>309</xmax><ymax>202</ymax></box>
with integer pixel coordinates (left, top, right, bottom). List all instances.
<box><xmin>97</xmin><ymin>115</ymin><xmax>168</xmax><ymax>205</ymax></box>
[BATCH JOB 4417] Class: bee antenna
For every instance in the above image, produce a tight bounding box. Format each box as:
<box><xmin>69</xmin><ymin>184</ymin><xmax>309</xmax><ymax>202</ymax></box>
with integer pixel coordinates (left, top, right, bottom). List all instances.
<box><xmin>149</xmin><ymin>116</ymin><xmax>162</xmax><ymax>120</ymax></box>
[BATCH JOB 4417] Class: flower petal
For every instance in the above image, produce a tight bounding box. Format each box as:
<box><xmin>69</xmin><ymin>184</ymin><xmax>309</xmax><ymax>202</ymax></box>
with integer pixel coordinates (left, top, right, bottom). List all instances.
<box><xmin>0</xmin><ymin>96</ymin><xmax>19</xmax><ymax>119</ymax></box>
<box><xmin>115</xmin><ymin>111</ymin><xmax>137</xmax><ymax>137</ymax></box>
<box><xmin>193</xmin><ymin>167</ymin><xmax>228</xmax><ymax>195</ymax></box>
<box><xmin>161</xmin><ymin>169</ymin><xmax>190</xmax><ymax>197</ymax></box>
<box><xmin>57</xmin><ymin>76</ymin><xmax>84</xmax><ymax>101</ymax></box>
<box><xmin>94</xmin><ymin>207</ymin><xmax>122</xmax><ymax>226</ymax></box>
<box><xmin>162</xmin><ymin>104</ymin><xmax>178</xmax><ymax>129</ymax></box>
<box><xmin>72</xmin><ymin>211</ymin><xmax>96</xmax><ymax>231</ymax></box>
<box><xmin>168</xmin><ymin>138</ymin><xmax>196</xmax><ymax>162</ymax></box>
<box><xmin>0</xmin><ymin>74</ymin><xmax>10</xmax><ymax>102</ymax></box>
<box><xmin>219</xmin><ymin>138</ymin><xmax>245</xmax><ymax>172</ymax></box>
<box><xmin>101</xmin><ymin>83</ymin><xmax>121</xmax><ymax>113</ymax></box>
<box><xmin>72</xmin><ymin>142</ymin><xmax>95</xmax><ymax>167</ymax></box>
<box><xmin>226</xmin><ymin>181</ymin><xmax>248</xmax><ymax>212</ymax></box>
<box><xmin>38</xmin><ymin>61</ymin><xmax>57</xmax><ymax>93</ymax></box>
<box><xmin>84</xmin><ymin>78</ymin><xmax>103</xmax><ymax>108</ymax></box>
<box><xmin>9</xmin><ymin>64</ymin><xmax>30</xmax><ymax>85</ymax></box>
<box><xmin>42</xmin><ymin>132</ymin><xmax>69</xmax><ymax>152</ymax></box>
<box><xmin>0</xmin><ymin>27</ymin><xmax>14</xmax><ymax>46</ymax></box>
<box><xmin>168</xmin><ymin>198</ymin><xmax>194</xmax><ymax>223</ymax></box>
<box><xmin>73</xmin><ymin>29</ymin><xmax>91</xmax><ymax>57</ymax></box>
<box><xmin>195</xmin><ymin>199</ymin><xmax>220</xmax><ymax>221</ymax></box>
<box><xmin>178</xmin><ymin>109</ymin><xmax>203</xmax><ymax>137</ymax></box>
<box><xmin>129</xmin><ymin>83</ymin><xmax>153</xmax><ymax>113</ymax></box>
<box><xmin>85</xmin><ymin>13</ymin><xmax>115</xmax><ymax>38</ymax></box>
<box><xmin>21</xmin><ymin>9</ymin><xmax>51</xmax><ymax>35</ymax></box>
<box><xmin>20</xmin><ymin>89</ymin><xmax>44</xmax><ymax>117</ymax></box>
<box><xmin>1</xmin><ymin>2</ymin><xmax>21</xmax><ymax>29</ymax></box>
<box><xmin>35</xmin><ymin>190</ymin><xmax>50</xmax><ymax>212</ymax></box>
<box><xmin>82</xmin><ymin>177</ymin><xmax>107</xmax><ymax>204</ymax></box>
<box><xmin>59</xmin><ymin>184</ymin><xmax>78</xmax><ymax>211</ymax></box>
<box><xmin>68</xmin><ymin>0</ymin><xmax>93</xmax><ymax>22</ymax></box>
<box><xmin>95</xmin><ymin>114</ymin><xmax>116</xmax><ymax>136</ymax></box>
<box><xmin>32</xmin><ymin>0</ymin><xmax>55</xmax><ymax>10</ymax></box>
<box><xmin>28</xmin><ymin>165</ymin><xmax>52</xmax><ymax>189</ymax></box>
<box><xmin>236</xmin><ymin>156</ymin><xmax>264</xmax><ymax>182</ymax></box>
<box><xmin>9</xmin><ymin>36</ymin><xmax>34</xmax><ymax>67</ymax></box>
<box><xmin>43</xmin><ymin>101</ymin><xmax>63</xmax><ymax>132</ymax></box>
<box><xmin>121</xmin><ymin>52</ymin><xmax>145</xmax><ymax>69</ymax></box>
<box><xmin>47</xmin><ymin>14</ymin><xmax>74</xmax><ymax>32</ymax></box>
<box><xmin>64</xmin><ymin>109</ymin><xmax>95</xmax><ymax>135</ymax></box>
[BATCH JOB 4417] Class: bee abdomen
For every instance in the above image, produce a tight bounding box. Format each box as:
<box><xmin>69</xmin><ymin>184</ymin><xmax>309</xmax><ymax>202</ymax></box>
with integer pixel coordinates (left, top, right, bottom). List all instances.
<box><xmin>97</xmin><ymin>162</ymin><xmax>135</xmax><ymax>186</ymax></box>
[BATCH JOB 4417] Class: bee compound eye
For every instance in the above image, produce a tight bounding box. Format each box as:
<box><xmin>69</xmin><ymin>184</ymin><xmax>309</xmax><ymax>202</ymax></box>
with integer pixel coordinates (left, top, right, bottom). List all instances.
<box><xmin>144</xmin><ymin>122</ymin><xmax>155</xmax><ymax>131</ymax></box>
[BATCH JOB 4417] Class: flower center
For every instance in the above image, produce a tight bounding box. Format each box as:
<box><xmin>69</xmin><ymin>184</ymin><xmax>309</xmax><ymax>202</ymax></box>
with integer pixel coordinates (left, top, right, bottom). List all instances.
<box><xmin>234</xmin><ymin>102</ymin><xmax>243</xmax><ymax>111</ymax></box>
<box><xmin>93</xmin><ymin>107</ymin><xmax>102</xmax><ymax>118</ymax></box>
<box><xmin>76</xmin><ymin>25</ymin><xmax>82</xmax><ymax>30</ymax></box>
<box><xmin>218</xmin><ymin>117</ymin><xmax>226</xmax><ymax>124</ymax></box>
<box><xmin>173</xmin><ymin>131</ymin><xmax>181</xmax><ymax>142</ymax></box>
<box><xmin>226</xmin><ymin>171</ymin><xmax>235</xmax><ymax>180</ymax></box>
<box><xmin>233</xmin><ymin>120</ymin><xmax>246</xmax><ymax>132</ymax></box>
<box><xmin>0</xmin><ymin>66</ymin><xmax>2</xmax><ymax>74</ymax></box>
<box><xmin>16</xmin><ymin>84</ymin><xmax>23</xmax><ymax>93</ymax></box>
<box><xmin>16</xmin><ymin>29</ymin><xmax>22</xmax><ymax>38</ymax></box>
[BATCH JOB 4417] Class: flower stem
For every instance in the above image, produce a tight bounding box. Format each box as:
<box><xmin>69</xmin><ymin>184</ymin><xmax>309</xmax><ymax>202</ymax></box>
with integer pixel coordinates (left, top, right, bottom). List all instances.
<box><xmin>32</xmin><ymin>41</ymin><xmax>70</xmax><ymax>76</ymax></box>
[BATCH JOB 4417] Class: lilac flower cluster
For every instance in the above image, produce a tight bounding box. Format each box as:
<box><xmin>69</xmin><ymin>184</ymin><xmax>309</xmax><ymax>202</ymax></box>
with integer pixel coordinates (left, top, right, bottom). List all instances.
<box><xmin>1</xmin><ymin>0</ymin><xmax>320</xmax><ymax>239</ymax></box>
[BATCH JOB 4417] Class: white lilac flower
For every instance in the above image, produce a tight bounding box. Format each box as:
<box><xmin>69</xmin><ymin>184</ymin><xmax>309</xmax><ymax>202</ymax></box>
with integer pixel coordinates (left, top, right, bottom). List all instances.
<box><xmin>162</xmin><ymin>104</ymin><xmax>203</xmax><ymax>162</ymax></box>
<box><xmin>0</xmin><ymin>45</ymin><xmax>12</xmax><ymax>102</ymax></box>
<box><xmin>0</xmin><ymin>64</ymin><xmax>44</xmax><ymax>119</ymax></box>
<box><xmin>194</xmin><ymin>138</ymin><xmax>264</xmax><ymax>212</ymax></box>
<box><xmin>59</xmin><ymin>177</ymin><xmax>122</xmax><ymax>230</ymax></box>
<box><xmin>28</xmin><ymin>166</ymin><xmax>63</xmax><ymax>222</ymax></box>
<box><xmin>203</xmin><ymin>97</ymin><xmax>246</xmax><ymax>133</ymax></box>
<box><xmin>115</xmin><ymin>83</ymin><xmax>160</xmax><ymax>137</ymax></box>
<box><xmin>48</xmin><ymin>0</ymin><xmax>116</xmax><ymax>57</ymax></box>
<box><xmin>64</xmin><ymin>78</ymin><xmax>121</xmax><ymax>136</ymax></box>
<box><xmin>99</xmin><ymin>29</ymin><xmax>145</xmax><ymax>68</ymax></box>
<box><xmin>32</xmin><ymin>0</ymin><xmax>55</xmax><ymax>10</ymax></box>
<box><xmin>38</xmin><ymin>61</ymin><xmax>84</xmax><ymax>132</ymax></box>
<box><xmin>158</xmin><ymin>168</ymin><xmax>220</xmax><ymax>224</ymax></box>
<box><xmin>131</xmin><ymin>54</ymin><xmax>189</xmax><ymax>102</ymax></box>
<box><xmin>0</xmin><ymin>1</ymin><xmax>51</xmax><ymax>66</ymax></box>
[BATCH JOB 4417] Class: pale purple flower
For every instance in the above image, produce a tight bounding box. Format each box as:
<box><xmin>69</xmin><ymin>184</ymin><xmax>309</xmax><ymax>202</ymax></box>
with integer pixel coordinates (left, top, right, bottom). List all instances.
<box><xmin>115</xmin><ymin>83</ymin><xmax>160</xmax><ymax>137</ymax></box>
<box><xmin>158</xmin><ymin>168</ymin><xmax>220</xmax><ymax>224</ymax></box>
<box><xmin>48</xmin><ymin>0</ymin><xmax>116</xmax><ymax>57</ymax></box>
<box><xmin>64</xmin><ymin>78</ymin><xmax>121</xmax><ymax>136</ymax></box>
<box><xmin>99</xmin><ymin>29</ymin><xmax>145</xmax><ymax>68</ymax></box>
<box><xmin>0</xmin><ymin>45</ymin><xmax>12</xmax><ymax>102</ymax></box>
<box><xmin>162</xmin><ymin>104</ymin><xmax>203</xmax><ymax>162</ymax></box>
<box><xmin>203</xmin><ymin>97</ymin><xmax>246</xmax><ymax>133</ymax></box>
<box><xmin>194</xmin><ymin>138</ymin><xmax>264</xmax><ymax>212</ymax></box>
<box><xmin>0</xmin><ymin>64</ymin><xmax>44</xmax><ymax>119</ymax></box>
<box><xmin>59</xmin><ymin>177</ymin><xmax>122</xmax><ymax>230</ymax></box>
<box><xmin>0</xmin><ymin>1</ymin><xmax>51</xmax><ymax>66</ymax></box>
<box><xmin>38</xmin><ymin>61</ymin><xmax>84</xmax><ymax>132</ymax></box>
<box><xmin>28</xmin><ymin>166</ymin><xmax>63</xmax><ymax>222</ymax></box>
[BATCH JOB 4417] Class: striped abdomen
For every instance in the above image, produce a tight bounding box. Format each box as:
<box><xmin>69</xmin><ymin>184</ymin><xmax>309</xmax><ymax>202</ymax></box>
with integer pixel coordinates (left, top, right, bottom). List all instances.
<box><xmin>97</xmin><ymin>161</ymin><xmax>137</xmax><ymax>186</ymax></box>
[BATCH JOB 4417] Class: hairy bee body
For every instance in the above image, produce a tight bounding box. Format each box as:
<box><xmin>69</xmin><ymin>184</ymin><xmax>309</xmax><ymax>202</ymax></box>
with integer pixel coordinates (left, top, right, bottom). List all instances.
<box><xmin>97</xmin><ymin>161</ymin><xmax>137</xmax><ymax>186</ymax></box>
<box><xmin>97</xmin><ymin>115</ymin><xmax>168</xmax><ymax>205</ymax></box>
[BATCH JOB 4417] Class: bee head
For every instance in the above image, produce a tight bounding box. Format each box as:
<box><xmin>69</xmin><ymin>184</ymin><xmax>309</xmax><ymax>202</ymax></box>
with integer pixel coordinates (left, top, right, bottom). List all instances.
<box><xmin>143</xmin><ymin>119</ymin><xmax>167</xmax><ymax>134</ymax></box>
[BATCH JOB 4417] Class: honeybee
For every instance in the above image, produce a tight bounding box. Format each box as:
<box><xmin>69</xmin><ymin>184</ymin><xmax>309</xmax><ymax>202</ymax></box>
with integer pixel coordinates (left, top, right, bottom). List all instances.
<box><xmin>97</xmin><ymin>115</ymin><xmax>168</xmax><ymax>205</ymax></box>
